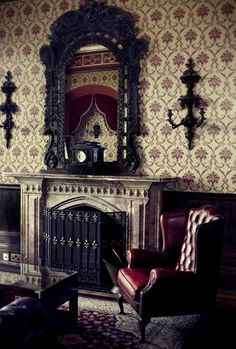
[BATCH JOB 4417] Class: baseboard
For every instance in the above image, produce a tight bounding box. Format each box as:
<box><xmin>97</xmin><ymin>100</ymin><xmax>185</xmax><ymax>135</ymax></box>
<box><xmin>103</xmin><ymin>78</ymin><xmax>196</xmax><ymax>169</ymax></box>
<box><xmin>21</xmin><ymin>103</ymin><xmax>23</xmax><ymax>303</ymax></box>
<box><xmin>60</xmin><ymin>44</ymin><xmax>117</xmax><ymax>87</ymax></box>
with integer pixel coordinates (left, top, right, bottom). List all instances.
<box><xmin>78</xmin><ymin>288</ymin><xmax>117</xmax><ymax>300</ymax></box>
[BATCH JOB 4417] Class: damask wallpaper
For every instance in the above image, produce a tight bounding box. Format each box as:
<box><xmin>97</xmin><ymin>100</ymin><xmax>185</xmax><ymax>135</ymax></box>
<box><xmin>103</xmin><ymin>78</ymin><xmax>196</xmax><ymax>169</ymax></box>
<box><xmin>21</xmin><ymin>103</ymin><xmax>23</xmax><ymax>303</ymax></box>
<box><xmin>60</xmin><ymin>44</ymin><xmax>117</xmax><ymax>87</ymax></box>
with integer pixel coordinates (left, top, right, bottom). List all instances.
<box><xmin>0</xmin><ymin>0</ymin><xmax>235</xmax><ymax>193</ymax></box>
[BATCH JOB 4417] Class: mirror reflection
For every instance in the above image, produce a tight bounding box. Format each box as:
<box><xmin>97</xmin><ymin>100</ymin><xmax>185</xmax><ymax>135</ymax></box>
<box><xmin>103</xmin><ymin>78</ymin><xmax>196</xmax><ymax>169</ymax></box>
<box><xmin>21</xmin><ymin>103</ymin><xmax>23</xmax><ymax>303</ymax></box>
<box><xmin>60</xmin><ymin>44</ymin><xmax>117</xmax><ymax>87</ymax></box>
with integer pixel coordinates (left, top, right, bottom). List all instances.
<box><xmin>64</xmin><ymin>44</ymin><xmax>119</xmax><ymax>163</ymax></box>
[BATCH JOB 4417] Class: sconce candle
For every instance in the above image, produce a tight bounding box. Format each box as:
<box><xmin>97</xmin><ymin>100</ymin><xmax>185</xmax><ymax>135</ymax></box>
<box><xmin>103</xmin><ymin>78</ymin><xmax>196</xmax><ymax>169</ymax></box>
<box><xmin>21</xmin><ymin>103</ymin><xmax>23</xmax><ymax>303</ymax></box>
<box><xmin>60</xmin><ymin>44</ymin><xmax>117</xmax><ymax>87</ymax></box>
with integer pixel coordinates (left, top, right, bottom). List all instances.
<box><xmin>0</xmin><ymin>71</ymin><xmax>18</xmax><ymax>148</ymax></box>
<box><xmin>167</xmin><ymin>58</ymin><xmax>205</xmax><ymax>150</ymax></box>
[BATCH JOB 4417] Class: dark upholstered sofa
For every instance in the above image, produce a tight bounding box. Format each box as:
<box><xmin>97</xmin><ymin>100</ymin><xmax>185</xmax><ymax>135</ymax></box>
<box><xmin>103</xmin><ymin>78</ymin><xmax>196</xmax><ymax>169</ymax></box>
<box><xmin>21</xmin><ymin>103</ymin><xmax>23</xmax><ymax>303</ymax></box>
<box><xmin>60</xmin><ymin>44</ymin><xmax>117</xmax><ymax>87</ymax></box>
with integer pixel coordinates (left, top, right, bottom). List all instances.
<box><xmin>0</xmin><ymin>297</ymin><xmax>47</xmax><ymax>349</ymax></box>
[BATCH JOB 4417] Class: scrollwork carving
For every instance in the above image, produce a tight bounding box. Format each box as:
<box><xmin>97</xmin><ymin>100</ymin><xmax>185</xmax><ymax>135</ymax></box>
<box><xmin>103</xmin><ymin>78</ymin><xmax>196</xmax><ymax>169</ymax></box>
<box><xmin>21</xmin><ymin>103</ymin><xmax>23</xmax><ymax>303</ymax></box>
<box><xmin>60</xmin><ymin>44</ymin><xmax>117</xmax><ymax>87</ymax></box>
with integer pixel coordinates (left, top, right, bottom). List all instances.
<box><xmin>40</xmin><ymin>0</ymin><xmax>148</xmax><ymax>173</ymax></box>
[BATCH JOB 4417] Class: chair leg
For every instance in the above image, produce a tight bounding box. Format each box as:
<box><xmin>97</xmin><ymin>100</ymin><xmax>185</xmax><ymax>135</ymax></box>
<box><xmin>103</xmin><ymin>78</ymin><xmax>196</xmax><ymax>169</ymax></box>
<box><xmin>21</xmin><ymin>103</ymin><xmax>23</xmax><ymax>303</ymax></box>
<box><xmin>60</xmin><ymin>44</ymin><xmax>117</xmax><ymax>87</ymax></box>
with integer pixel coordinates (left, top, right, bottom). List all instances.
<box><xmin>117</xmin><ymin>293</ymin><xmax>124</xmax><ymax>314</ymax></box>
<box><xmin>138</xmin><ymin>316</ymin><xmax>150</xmax><ymax>343</ymax></box>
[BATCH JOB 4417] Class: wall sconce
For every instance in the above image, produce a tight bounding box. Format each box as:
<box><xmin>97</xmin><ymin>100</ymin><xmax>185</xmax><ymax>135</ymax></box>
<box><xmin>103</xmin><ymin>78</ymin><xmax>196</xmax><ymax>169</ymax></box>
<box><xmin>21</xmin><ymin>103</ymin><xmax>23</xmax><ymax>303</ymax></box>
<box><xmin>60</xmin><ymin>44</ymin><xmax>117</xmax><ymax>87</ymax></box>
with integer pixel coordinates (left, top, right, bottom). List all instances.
<box><xmin>167</xmin><ymin>58</ymin><xmax>205</xmax><ymax>150</ymax></box>
<box><xmin>0</xmin><ymin>71</ymin><xmax>18</xmax><ymax>148</ymax></box>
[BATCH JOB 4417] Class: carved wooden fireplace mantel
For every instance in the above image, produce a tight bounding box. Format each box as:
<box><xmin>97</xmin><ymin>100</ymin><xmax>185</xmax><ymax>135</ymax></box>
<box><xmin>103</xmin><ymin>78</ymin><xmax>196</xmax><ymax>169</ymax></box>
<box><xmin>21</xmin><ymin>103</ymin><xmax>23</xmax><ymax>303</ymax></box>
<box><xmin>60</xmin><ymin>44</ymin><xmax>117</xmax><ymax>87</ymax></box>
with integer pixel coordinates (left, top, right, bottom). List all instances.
<box><xmin>3</xmin><ymin>172</ymin><xmax>177</xmax><ymax>284</ymax></box>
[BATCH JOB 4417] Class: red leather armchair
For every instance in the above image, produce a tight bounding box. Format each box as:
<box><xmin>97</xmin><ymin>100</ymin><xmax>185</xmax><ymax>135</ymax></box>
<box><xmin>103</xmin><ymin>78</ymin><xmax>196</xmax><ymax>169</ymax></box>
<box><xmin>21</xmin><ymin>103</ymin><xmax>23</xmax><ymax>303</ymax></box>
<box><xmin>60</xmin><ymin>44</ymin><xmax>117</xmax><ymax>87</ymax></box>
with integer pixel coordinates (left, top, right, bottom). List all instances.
<box><xmin>117</xmin><ymin>205</ymin><xmax>224</xmax><ymax>342</ymax></box>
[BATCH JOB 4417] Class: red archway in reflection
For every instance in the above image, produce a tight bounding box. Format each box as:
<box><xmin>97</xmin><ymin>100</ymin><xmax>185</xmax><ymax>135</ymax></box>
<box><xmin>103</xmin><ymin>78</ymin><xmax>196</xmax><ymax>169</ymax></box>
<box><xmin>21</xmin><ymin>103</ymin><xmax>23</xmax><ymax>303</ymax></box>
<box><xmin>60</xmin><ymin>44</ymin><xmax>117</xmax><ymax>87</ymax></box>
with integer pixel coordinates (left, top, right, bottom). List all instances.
<box><xmin>65</xmin><ymin>85</ymin><xmax>118</xmax><ymax>136</ymax></box>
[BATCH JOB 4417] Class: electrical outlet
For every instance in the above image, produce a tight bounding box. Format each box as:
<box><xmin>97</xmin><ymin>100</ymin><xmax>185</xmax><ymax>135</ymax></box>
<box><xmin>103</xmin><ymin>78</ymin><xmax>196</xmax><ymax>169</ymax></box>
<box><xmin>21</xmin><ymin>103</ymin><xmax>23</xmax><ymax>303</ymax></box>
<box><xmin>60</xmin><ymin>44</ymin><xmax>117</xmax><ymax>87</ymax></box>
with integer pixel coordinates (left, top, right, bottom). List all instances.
<box><xmin>3</xmin><ymin>253</ymin><xmax>9</xmax><ymax>261</ymax></box>
<box><xmin>10</xmin><ymin>253</ymin><xmax>21</xmax><ymax>262</ymax></box>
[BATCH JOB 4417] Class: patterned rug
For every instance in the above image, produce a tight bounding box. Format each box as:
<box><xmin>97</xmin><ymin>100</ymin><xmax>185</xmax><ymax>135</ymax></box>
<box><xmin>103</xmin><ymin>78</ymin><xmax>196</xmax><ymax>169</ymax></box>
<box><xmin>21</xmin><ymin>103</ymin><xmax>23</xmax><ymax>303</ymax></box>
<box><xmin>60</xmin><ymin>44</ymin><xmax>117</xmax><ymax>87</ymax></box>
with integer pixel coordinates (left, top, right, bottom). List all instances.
<box><xmin>25</xmin><ymin>296</ymin><xmax>201</xmax><ymax>349</ymax></box>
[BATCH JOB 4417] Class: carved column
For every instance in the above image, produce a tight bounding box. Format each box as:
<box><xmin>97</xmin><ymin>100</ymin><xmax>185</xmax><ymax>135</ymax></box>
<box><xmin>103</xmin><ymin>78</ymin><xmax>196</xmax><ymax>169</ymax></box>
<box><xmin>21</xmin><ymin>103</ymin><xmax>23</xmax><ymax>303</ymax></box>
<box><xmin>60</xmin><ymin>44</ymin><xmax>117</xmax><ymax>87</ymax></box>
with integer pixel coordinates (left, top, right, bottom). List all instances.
<box><xmin>147</xmin><ymin>183</ymin><xmax>165</xmax><ymax>249</ymax></box>
<box><xmin>18</xmin><ymin>177</ymin><xmax>45</xmax><ymax>279</ymax></box>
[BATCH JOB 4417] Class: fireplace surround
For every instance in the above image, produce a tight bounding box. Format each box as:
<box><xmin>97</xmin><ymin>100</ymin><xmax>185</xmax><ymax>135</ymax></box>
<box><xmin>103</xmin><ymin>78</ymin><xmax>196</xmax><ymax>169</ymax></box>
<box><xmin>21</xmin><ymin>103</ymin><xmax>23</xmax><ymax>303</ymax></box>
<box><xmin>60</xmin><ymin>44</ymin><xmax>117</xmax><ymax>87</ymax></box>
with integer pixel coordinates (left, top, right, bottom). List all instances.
<box><xmin>2</xmin><ymin>172</ymin><xmax>177</xmax><ymax>285</ymax></box>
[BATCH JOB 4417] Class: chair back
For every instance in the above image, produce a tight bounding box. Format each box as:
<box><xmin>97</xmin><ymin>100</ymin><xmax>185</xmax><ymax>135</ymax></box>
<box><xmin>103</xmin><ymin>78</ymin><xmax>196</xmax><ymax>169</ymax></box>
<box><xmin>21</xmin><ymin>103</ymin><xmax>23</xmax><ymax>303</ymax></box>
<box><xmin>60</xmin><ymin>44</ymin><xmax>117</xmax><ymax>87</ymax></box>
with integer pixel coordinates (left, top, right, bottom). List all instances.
<box><xmin>160</xmin><ymin>208</ymin><xmax>189</xmax><ymax>263</ymax></box>
<box><xmin>176</xmin><ymin>205</ymin><xmax>222</xmax><ymax>272</ymax></box>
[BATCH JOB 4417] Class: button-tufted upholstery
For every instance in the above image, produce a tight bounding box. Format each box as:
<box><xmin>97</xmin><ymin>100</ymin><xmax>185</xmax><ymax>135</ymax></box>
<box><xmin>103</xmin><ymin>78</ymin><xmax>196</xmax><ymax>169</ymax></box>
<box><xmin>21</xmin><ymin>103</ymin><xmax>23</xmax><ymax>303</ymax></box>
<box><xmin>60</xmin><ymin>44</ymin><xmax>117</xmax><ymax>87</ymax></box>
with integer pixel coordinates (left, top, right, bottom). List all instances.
<box><xmin>117</xmin><ymin>205</ymin><xmax>224</xmax><ymax>343</ymax></box>
<box><xmin>176</xmin><ymin>206</ymin><xmax>222</xmax><ymax>272</ymax></box>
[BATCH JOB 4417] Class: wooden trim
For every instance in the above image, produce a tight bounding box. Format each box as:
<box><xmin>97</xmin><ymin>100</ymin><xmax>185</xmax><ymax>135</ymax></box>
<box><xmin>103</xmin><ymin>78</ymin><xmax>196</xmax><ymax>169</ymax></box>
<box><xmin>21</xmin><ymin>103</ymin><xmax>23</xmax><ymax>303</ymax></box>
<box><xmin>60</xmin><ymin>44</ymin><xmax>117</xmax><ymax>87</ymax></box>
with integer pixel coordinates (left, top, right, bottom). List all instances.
<box><xmin>0</xmin><ymin>184</ymin><xmax>20</xmax><ymax>273</ymax></box>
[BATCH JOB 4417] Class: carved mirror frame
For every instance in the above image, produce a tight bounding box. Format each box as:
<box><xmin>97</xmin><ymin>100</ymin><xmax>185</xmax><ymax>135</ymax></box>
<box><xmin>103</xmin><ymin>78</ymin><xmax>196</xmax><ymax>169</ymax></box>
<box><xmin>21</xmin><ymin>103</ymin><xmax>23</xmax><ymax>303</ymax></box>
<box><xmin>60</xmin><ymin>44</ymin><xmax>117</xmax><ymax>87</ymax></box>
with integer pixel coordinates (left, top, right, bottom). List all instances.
<box><xmin>40</xmin><ymin>0</ymin><xmax>148</xmax><ymax>174</ymax></box>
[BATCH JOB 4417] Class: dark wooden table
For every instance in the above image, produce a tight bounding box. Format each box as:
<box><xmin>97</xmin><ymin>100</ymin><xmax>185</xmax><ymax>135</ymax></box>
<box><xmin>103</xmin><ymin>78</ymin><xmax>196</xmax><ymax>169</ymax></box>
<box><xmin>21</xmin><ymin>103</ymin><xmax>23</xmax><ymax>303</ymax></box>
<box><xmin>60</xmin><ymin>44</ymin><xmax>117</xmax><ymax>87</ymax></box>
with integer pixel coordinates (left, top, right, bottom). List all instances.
<box><xmin>0</xmin><ymin>271</ymin><xmax>78</xmax><ymax>328</ymax></box>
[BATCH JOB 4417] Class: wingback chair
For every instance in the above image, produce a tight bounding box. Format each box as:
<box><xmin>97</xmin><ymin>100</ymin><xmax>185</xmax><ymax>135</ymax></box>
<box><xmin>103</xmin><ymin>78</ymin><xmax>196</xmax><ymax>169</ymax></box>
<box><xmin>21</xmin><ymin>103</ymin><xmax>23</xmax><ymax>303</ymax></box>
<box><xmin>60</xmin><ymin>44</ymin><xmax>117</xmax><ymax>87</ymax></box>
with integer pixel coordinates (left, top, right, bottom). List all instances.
<box><xmin>117</xmin><ymin>205</ymin><xmax>224</xmax><ymax>342</ymax></box>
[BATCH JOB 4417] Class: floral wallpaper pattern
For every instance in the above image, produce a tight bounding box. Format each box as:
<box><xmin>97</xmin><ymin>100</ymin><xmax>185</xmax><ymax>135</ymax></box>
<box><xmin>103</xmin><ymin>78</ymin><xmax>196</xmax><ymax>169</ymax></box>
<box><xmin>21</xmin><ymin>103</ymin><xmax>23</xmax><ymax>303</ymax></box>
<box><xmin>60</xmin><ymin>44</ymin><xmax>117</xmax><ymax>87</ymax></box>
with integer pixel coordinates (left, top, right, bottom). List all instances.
<box><xmin>0</xmin><ymin>0</ymin><xmax>235</xmax><ymax>193</ymax></box>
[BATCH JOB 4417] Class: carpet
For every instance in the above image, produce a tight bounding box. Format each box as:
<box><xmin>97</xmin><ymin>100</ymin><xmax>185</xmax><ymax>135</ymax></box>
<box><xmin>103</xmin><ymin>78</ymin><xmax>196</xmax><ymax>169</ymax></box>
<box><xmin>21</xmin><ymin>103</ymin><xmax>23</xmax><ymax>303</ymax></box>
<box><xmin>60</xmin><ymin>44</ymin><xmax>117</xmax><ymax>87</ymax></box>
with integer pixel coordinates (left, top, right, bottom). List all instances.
<box><xmin>25</xmin><ymin>296</ymin><xmax>201</xmax><ymax>349</ymax></box>
<box><xmin>116</xmin><ymin>312</ymin><xmax>200</xmax><ymax>349</ymax></box>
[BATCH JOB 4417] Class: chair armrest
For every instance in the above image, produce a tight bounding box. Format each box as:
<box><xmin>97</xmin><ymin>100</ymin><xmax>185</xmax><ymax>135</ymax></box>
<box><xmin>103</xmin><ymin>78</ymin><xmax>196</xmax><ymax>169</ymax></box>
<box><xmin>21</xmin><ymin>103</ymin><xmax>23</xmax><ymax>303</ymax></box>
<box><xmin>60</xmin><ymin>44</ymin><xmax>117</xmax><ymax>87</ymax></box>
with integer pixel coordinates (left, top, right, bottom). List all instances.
<box><xmin>143</xmin><ymin>268</ymin><xmax>197</xmax><ymax>293</ymax></box>
<box><xmin>140</xmin><ymin>269</ymin><xmax>201</xmax><ymax>315</ymax></box>
<box><xmin>142</xmin><ymin>268</ymin><xmax>198</xmax><ymax>295</ymax></box>
<box><xmin>149</xmin><ymin>268</ymin><xmax>196</xmax><ymax>285</ymax></box>
<box><xmin>127</xmin><ymin>249</ymin><xmax>175</xmax><ymax>268</ymax></box>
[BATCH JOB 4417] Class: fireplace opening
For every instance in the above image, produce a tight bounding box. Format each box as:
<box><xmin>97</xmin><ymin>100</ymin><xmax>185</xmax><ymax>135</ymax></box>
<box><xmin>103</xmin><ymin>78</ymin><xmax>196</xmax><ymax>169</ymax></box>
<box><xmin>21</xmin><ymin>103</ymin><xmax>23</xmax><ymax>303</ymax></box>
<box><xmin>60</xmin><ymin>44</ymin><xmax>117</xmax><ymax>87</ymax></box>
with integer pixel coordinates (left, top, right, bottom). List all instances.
<box><xmin>43</xmin><ymin>206</ymin><xmax>126</xmax><ymax>291</ymax></box>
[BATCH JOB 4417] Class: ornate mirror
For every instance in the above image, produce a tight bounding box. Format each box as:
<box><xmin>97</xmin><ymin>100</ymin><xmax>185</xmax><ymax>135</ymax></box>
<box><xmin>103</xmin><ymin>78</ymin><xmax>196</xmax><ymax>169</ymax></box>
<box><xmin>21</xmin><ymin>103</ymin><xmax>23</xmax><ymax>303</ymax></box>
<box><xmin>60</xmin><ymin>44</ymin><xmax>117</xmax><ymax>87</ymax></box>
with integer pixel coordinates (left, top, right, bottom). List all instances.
<box><xmin>40</xmin><ymin>0</ymin><xmax>148</xmax><ymax>174</ymax></box>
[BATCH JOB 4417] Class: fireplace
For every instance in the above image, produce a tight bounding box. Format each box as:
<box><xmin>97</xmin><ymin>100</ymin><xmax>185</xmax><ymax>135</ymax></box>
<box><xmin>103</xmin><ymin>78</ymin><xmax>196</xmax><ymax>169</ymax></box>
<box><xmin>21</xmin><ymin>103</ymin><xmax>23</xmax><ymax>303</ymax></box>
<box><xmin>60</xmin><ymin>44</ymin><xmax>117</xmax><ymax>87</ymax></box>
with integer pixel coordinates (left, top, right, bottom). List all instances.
<box><xmin>2</xmin><ymin>172</ymin><xmax>177</xmax><ymax>285</ymax></box>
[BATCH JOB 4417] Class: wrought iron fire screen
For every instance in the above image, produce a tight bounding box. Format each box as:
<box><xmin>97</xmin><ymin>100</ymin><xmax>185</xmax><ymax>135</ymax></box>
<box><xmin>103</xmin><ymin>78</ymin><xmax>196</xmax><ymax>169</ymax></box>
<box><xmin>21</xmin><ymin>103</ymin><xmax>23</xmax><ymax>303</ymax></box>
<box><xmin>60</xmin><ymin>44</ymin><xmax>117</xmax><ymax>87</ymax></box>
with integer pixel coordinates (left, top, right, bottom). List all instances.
<box><xmin>43</xmin><ymin>208</ymin><xmax>126</xmax><ymax>286</ymax></box>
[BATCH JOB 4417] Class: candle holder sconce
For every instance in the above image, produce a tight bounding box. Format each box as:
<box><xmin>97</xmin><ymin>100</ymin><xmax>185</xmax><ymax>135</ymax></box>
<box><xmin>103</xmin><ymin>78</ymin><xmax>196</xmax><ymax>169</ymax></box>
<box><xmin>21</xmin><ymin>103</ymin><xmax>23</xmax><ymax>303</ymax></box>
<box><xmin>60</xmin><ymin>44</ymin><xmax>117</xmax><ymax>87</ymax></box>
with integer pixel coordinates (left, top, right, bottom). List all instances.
<box><xmin>0</xmin><ymin>71</ymin><xmax>18</xmax><ymax>148</ymax></box>
<box><xmin>167</xmin><ymin>58</ymin><xmax>205</xmax><ymax>150</ymax></box>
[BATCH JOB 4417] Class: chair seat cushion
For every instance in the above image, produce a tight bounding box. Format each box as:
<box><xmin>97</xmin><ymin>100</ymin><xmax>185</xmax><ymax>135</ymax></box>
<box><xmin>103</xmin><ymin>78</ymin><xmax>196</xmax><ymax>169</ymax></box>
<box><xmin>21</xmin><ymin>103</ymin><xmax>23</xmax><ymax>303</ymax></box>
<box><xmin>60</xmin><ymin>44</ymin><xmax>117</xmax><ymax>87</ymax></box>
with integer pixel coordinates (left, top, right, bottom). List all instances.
<box><xmin>117</xmin><ymin>268</ymin><xmax>150</xmax><ymax>301</ymax></box>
